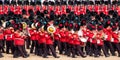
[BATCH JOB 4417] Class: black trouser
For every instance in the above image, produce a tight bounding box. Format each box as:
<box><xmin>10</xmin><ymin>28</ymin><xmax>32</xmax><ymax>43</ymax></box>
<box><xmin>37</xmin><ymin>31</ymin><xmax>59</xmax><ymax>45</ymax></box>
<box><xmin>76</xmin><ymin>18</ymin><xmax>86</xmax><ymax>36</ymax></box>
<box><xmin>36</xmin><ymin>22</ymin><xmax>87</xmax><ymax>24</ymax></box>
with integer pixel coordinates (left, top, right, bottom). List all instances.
<box><xmin>46</xmin><ymin>44</ymin><xmax>58</xmax><ymax>57</ymax></box>
<box><xmin>85</xmin><ymin>41</ymin><xmax>91</xmax><ymax>55</ymax></box>
<box><xmin>6</xmin><ymin>40</ymin><xmax>14</xmax><ymax>54</ymax></box>
<box><xmin>112</xmin><ymin>43</ymin><xmax>120</xmax><ymax>56</ymax></box>
<box><xmin>38</xmin><ymin>43</ymin><xmax>47</xmax><ymax>57</ymax></box>
<box><xmin>97</xmin><ymin>45</ymin><xmax>109</xmax><ymax>57</ymax></box>
<box><xmin>75</xmin><ymin>45</ymin><xmax>85</xmax><ymax>57</ymax></box>
<box><xmin>67</xmin><ymin>44</ymin><xmax>75</xmax><ymax>57</ymax></box>
<box><xmin>30</xmin><ymin>40</ymin><xmax>37</xmax><ymax>54</ymax></box>
<box><xmin>25</xmin><ymin>37</ymin><xmax>31</xmax><ymax>49</ymax></box>
<box><xmin>60</xmin><ymin>42</ymin><xmax>67</xmax><ymax>54</ymax></box>
<box><xmin>53</xmin><ymin>40</ymin><xmax>61</xmax><ymax>52</ymax></box>
<box><xmin>0</xmin><ymin>40</ymin><xmax>3</xmax><ymax>57</ymax></box>
<box><xmin>13</xmin><ymin>45</ymin><xmax>28</xmax><ymax>58</ymax></box>
<box><xmin>104</xmin><ymin>41</ymin><xmax>115</xmax><ymax>55</ymax></box>
<box><xmin>89</xmin><ymin>43</ymin><xmax>99</xmax><ymax>56</ymax></box>
<box><xmin>0</xmin><ymin>40</ymin><xmax>5</xmax><ymax>53</ymax></box>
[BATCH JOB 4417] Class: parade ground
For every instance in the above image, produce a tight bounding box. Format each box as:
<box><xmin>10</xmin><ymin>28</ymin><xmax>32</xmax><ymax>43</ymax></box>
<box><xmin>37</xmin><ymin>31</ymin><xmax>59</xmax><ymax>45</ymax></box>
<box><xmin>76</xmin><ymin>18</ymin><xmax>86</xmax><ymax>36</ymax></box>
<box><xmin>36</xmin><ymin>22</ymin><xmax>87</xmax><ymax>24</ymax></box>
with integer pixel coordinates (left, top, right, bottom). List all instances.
<box><xmin>1</xmin><ymin>49</ymin><xmax>120</xmax><ymax>60</ymax></box>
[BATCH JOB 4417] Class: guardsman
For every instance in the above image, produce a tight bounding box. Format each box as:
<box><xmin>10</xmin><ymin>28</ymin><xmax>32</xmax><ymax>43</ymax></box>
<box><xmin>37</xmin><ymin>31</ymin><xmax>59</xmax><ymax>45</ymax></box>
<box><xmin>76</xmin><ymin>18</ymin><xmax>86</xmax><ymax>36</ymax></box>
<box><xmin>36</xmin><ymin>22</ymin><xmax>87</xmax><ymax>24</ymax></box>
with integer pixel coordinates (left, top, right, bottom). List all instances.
<box><xmin>35</xmin><ymin>1</ymin><xmax>41</xmax><ymax>15</ymax></box>
<box><xmin>53</xmin><ymin>25</ymin><xmax>61</xmax><ymax>52</ymax></box>
<box><xmin>61</xmin><ymin>1</ymin><xmax>66</xmax><ymax>15</ymax></box>
<box><xmin>9</xmin><ymin>1</ymin><xmax>16</xmax><ymax>14</ymax></box>
<box><xmin>38</xmin><ymin>27</ymin><xmax>47</xmax><ymax>58</ymax></box>
<box><xmin>15</xmin><ymin>1</ymin><xmax>22</xmax><ymax>15</ymax></box>
<box><xmin>67</xmin><ymin>0</ymin><xmax>73</xmax><ymax>12</ymax></box>
<box><xmin>111</xmin><ymin>1</ymin><xmax>117</xmax><ymax>11</ymax></box>
<box><xmin>87</xmin><ymin>1</ymin><xmax>94</xmax><ymax>12</ymax></box>
<box><xmin>13</xmin><ymin>29</ymin><xmax>29</xmax><ymax>58</ymax></box>
<box><xmin>59</xmin><ymin>27</ymin><xmax>67</xmax><ymax>54</ymax></box>
<box><xmin>55</xmin><ymin>0</ymin><xmax>61</xmax><ymax>16</ymax></box>
<box><xmin>116</xmin><ymin>1</ymin><xmax>120</xmax><ymax>16</ymax></box>
<box><xmin>48</xmin><ymin>1</ymin><xmax>54</xmax><ymax>14</ymax></box>
<box><xmin>29</xmin><ymin>28</ymin><xmax>37</xmax><ymax>54</ymax></box>
<box><xmin>67</xmin><ymin>31</ymin><xmax>74</xmax><ymax>57</ymax></box>
<box><xmin>96</xmin><ymin>24</ymin><xmax>110</xmax><ymax>57</ymax></box>
<box><xmin>0</xmin><ymin>26</ymin><xmax>4</xmax><ymax>58</ymax></box>
<box><xmin>74</xmin><ymin>1</ymin><xmax>80</xmax><ymax>16</ymax></box>
<box><xmin>103</xmin><ymin>21</ymin><xmax>116</xmax><ymax>56</ymax></box>
<box><xmin>73</xmin><ymin>30</ymin><xmax>87</xmax><ymax>58</ymax></box>
<box><xmin>80</xmin><ymin>1</ymin><xmax>86</xmax><ymax>15</ymax></box>
<box><xmin>0</xmin><ymin>1</ymin><xmax>3</xmax><ymax>15</ymax></box>
<box><xmin>3</xmin><ymin>1</ymin><xmax>9</xmax><ymax>15</ymax></box>
<box><xmin>102</xmin><ymin>1</ymin><xmax>109</xmax><ymax>15</ymax></box>
<box><xmin>111</xmin><ymin>25</ymin><xmax>120</xmax><ymax>57</ymax></box>
<box><xmin>23</xmin><ymin>1</ymin><xmax>30</xmax><ymax>16</ymax></box>
<box><xmin>4</xmin><ymin>26</ymin><xmax>15</xmax><ymax>54</ymax></box>
<box><xmin>45</xmin><ymin>30</ymin><xmax>60</xmax><ymax>58</ymax></box>
<box><xmin>95</xmin><ymin>1</ymin><xmax>101</xmax><ymax>15</ymax></box>
<box><xmin>42</xmin><ymin>0</ymin><xmax>48</xmax><ymax>13</ymax></box>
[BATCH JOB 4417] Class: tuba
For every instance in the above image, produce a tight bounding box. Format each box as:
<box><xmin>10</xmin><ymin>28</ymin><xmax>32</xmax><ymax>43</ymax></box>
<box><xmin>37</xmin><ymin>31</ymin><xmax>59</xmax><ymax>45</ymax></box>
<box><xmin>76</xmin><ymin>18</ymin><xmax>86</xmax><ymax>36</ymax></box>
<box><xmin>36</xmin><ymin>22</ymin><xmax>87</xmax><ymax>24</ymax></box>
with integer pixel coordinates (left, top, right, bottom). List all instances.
<box><xmin>47</xmin><ymin>25</ymin><xmax>56</xmax><ymax>34</ymax></box>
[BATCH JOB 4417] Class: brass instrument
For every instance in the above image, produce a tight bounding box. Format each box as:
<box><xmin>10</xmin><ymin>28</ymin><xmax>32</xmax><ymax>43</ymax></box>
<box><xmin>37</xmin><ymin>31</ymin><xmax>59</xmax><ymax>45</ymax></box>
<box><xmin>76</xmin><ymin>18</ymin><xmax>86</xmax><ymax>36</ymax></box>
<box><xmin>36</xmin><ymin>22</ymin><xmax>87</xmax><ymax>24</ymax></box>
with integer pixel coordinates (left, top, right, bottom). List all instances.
<box><xmin>22</xmin><ymin>22</ymin><xmax>27</xmax><ymax>29</ymax></box>
<box><xmin>47</xmin><ymin>25</ymin><xmax>56</xmax><ymax>34</ymax></box>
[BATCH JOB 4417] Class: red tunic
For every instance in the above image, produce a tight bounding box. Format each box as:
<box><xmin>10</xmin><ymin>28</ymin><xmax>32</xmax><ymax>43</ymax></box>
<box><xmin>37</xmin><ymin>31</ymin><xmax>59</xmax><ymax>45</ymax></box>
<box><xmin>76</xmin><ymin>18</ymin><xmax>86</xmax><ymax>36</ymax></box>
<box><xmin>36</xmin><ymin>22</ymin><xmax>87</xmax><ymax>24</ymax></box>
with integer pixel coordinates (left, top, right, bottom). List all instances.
<box><xmin>102</xmin><ymin>5</ymin><xmax>108</xmax><ymax>15</ymax></box>
<box><xmin>103</xmin><ymin>29</ymin><xmax>112</xmax><ymax>41</ymax></box>
<box><xmin>36</xmin><ymin>32</ymin><xmax>40</xmax><ymax>41</ymax></box>
<box><xmin>0</xmin><ymin>30</ymin><xmax>4</xmax><ymax>40</ymax></box>
<box><xmin>4</xmin><ymin>29</ymin><xmax>14</xmax><ymax>41</ymax></box>
<box><xmin>116</xmin><ymin>6</ymin><xmax>120</xmax><ymax>16</ymax></box>
<box><xmin>61</xmin><ymin>5</ymin><xmax>66</xmax><ymax>14</ymax></box>
<box><xmin>15</xmin><ymin>5</ymin><xmax>22</xmax><ymax>15</ymax></box>
<box><xmin>96</xmin><ymin>33</ymin><xmax>104</xmax><ymax>46</ymax></box>
<box><xmin>0</xmin><ymin>5</ymin><xmax>3</xmax><ymax>15</ymax></box>
<box><xmin>94</xmin><ymin>5</ymin><xmax>100</xmax><ymax>15</ymax></box>
<box><xmin>60</xmin><ymin>31</ymin><xmax>66</xmax><ymax>42</ymax></box>
<box><xmin>112</xmin><ymin>32</ymin><xmax>119</xmax><ymax>43</ymax></box>
<box><xmin>3</xmin><ymin>5</ymin><xmax>9</xmax><ymax>14</ymax></box>
<box><xmin>45</xmin><ymin>33</ymin><xmax>53</xmax><ymax>45</ymax></box>
<box><xmin>14</xmin><ymin>32</ymin><xmax>24</xmax><ymax>45</ymax></box>
<box><xmin>41</xmin><ymin>5</ymin><xmax>47</xmax><ymax>12</ymax></box>
<box><xmin>38</xmin><ymin>32</ymin><xmax>46</xmax><ymax>44</ymax></box>
<box><xmin>30</xmin><ymin>29</ymin><xmax>37</xmax><ymax>40</ymax></box>
<box><xmin>54</xmin><ymin>28</ymin><xmax>60</xmax><ymax>40</ymax></box>
<box><xmin>23</xmin><ymin>5</ymin><xmax>30</xmax><ymax>15</ymax></box>
<box><xmin>80</xmin><ymin>5</ymin><xmax>86</xmax><ymax>15</ymax></box>
<box><xmin>68</xmin><ymin>5</ymin><xmax>72</xmax><ymax>11</ymax></box>
<box><xmin>9</xmin><ymin>5</ymin><xmax>15</xmax><ymax>13</ymax></box>
<box><xmin>48</xmin><ymin>6</ymin><xmax>54</xmax><ymax>12</ymax></box>
<box><xmin>87</xmin><ymin>5</ymin><xmax>93</xmax><ymax>12</ymax></box>
<box><xmin>36</xmin><ymin>5</ymin><xmax>40</xmax><ymax>11</ymax></box>
<box><xmin>55</xmin><ymin>6</ymin><xmax>61</xmax><ymax>15</ymax></box>
<box><xmin>73</xmin><ymin>34</ymin><xmax>80</xmax><ymax>45</ymax></box>
<box><xmin>68</xmin><ymin>33</ymin><xmax>74</xmax><ymax>44</ymax></box>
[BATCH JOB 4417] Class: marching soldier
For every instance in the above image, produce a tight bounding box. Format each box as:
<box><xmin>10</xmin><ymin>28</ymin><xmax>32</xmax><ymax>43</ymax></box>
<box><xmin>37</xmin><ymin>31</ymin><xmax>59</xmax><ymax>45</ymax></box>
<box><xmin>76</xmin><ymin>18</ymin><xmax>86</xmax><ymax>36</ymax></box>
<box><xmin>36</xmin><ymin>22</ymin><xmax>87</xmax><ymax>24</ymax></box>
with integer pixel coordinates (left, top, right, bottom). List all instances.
<box><xmin>96</xmin><ymin>24</ymin><xmax>110</xmax><ymax>57</ymax></box>
<box><xmin>0</xmin><ymin>26</ymin><xmax>4</xmax><ymax>58</ymax></box>
<box><xmin>29</xmin><ymin>27</ymin><xmax>37</xmax><ymax>54</ymax></box>
<box><xmin>111</xmin><ymin>25</ymin><xmax>120</xmax><ymax>57</ymax></box>
<box><xmin>0</xmin><ymin>1</ymin><xmax>3</xmax><ymax>15</ymax></box>
<box><xmin>4</xmin><ymin>26</ymin><xmax>15</xmax><ymax>54</ymax></box>
<box><xmin>3</xmin><ymin>0</ymin><xmax>9</xmax><ymax>15</ymax></box>
<box><xmin>13</xmin><ymin>29</ymin><xmax>29</xmax><ymax>58</ymax></box>
<box><xmin>53</xmin><ymin>24</ymin><xmax>61</xmax><ymax>52</ymax></box>
<box><xmin>103</xmin><ymin>22</ymin><xmax>116</xmax><ymax>56</ymax></box>
<box><xmin>38</xmin><ymin>27</ymin><xmax>47</xmax><ymax>58</ymax></box>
